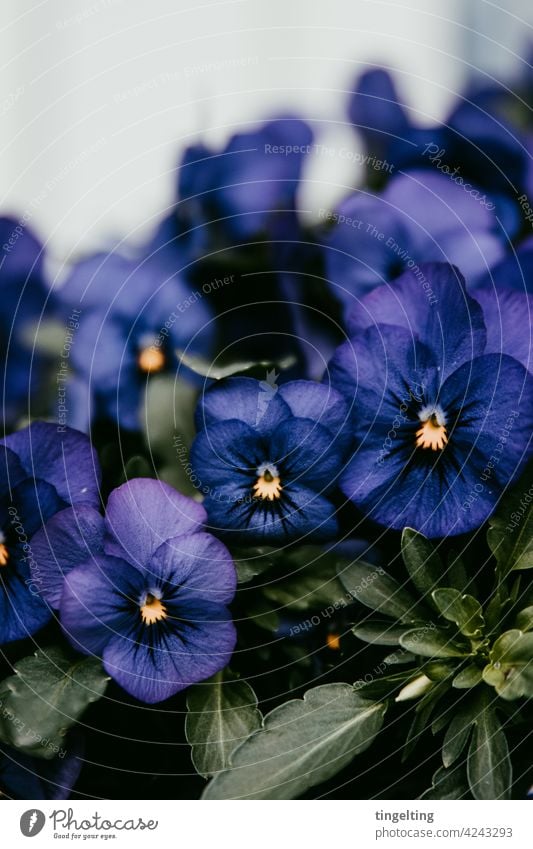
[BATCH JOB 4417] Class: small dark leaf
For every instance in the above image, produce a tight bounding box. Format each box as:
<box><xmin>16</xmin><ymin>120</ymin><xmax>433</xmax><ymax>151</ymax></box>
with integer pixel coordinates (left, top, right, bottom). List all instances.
<box><xmin>515</xmin><ymin>606</ymin><xmax>533</xmax><ymax>632</ymax></box>
<box><xmin>231</xmin><ymin>547</ymin><xmax>279</xmax><ymax>583</ymax></box>
<box><xmin>442</xmin><ymin>695</ymin><xmax>481</xmax><ymax>768</ymax></box>
<box><xmin>176</xmin><ymin>350</ymin><xmax>296</xmax><ymax>380</ymax></box>
<box><xmin>401</xmin><ymin>528</ymin><xmax>443</xmax><ymax>604</ymax></box>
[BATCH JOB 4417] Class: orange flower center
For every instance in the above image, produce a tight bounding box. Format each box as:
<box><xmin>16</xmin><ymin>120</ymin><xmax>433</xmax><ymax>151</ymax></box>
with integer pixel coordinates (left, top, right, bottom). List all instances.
<box><xmin>138</xmin><ymin>346</ymin><xmax>165</xmax><ymax>374</ymax></box>
<box><xmin>0</xmin><ymin>543</ymin><xmax>9</xmax><ymax>567</ymax></box>
<box><xmin>140</xmin><ymin>592</ymin><xmax>167</xmax><ymax>626</ymax></box>
<box><xmin>253</xmin><ymin>464</ymin><xmax>282</xmax><ymax>501</ymax></box>
<box><xmin>415</xmin><ymin>407</ymin><xmax>448</xmax><ymax>451</ymax></box>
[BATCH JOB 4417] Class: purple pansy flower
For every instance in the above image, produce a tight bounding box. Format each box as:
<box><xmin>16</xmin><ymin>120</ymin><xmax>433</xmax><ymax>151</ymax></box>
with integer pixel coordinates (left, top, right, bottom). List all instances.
<box><xmin>0</xmin><ymin>423</ymin><xmax>101</xmax><ymax>644</ymax></box>
<box><xmin>0</xmin><ymin>735</ymin><xmax>83</xmax><ymax>800</ymax></box>
<box><xmin>190</xmin><ymin>377</ymin><xmax>349</xmax><ymax>544</ymax></box>
<box><xmin>32</xmin><ymin>479</ymin><xmax>237</xmax><ymax>704</ymax></box>
<box><xmin>54</xmin><ymin>249</ymin><xmax>213</xmax><ymax>431</ymax></box>
<box><xmin>329</xmin><ymin>263</ymin><xmax>533</xmax><ymax>537</ymax></box>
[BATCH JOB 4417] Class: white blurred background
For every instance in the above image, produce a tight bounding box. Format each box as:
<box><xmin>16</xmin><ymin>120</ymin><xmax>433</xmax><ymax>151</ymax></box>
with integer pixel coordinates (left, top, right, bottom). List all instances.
<box><xmin>0</xmin><ymin>0</ymin><xmax>531</xmax><ymax>260</ymax></box>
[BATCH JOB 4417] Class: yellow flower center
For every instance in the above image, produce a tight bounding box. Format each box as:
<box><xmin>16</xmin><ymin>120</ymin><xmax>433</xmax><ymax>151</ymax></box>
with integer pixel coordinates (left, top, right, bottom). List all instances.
<box><xmin>138</xmin><ymin>345</ymin><xmax>165</xmax><ymax>374</ymax></box>
<box><xmin>140</xmin><ymin>592</ymin><xmax>168</xmax><ymax>626</ymax></box>
<box><xmin>253</xmin><ymin>464</ymin><xmax>282</xmax><ymax>501</ymax></box>
<box><xmin>0</xmin><ymin>543</ymin><xmax>9</xmax><ymax>567</ymax></box>
<box><xmin>415</xmin><ymin>407</ymin><xmax>448</xmax><ymax>451</ymax></box>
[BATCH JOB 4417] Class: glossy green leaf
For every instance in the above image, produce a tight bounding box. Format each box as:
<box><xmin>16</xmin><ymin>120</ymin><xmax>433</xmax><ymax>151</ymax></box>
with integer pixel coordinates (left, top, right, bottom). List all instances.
<box><xmin>515</xmin><ymin>606</ymin><xmax>533</xmax><ymax>632</ymax></box>
<box><xmin>176</xmin><ymin>350</ymin><xmax>296</xmax><ymax>380</ymax></box>
<box><xmin>400</xmin><ymin>627</ymin><xmax>470</xmax><ymax>658</ymax></box>
<box><xmin>202</xmin><ymin>684</ymin><xmax>386</xmax><ymax>799</ymax></box>
<box><xmin>420</xmin><ymin>765</ymin><xmax>471</xmax><ymax>800</ymax></box>
<box><xmin>338</xmin><ymin>561</ymin><xmax>426</xmax><ymax>623</ymax></box>
<box><xmin>186</xmin><ymin>671</ymin><xmax>262</xmax><ymax>779</ymax></box>
<box><xmin>467</xmin><ymin>706</ymin><xmax>512</xmax><ymax>800</ymax></box>
<box><xmin>262</xmin><ymin>548</ymin><xmax>346</xmax><ymax>611</ymax></box>
<box><xmin>432</xmin><ymin>588</ymin><xmax>485</xmax><ymax>638</ymax></box>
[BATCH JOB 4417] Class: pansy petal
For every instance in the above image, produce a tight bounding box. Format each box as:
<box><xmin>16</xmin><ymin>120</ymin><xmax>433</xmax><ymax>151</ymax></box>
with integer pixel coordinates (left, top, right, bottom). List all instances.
<box><xmin>0</xmin><ymin>562</ymin><xmax>52</xmax><ymax>643</ymax></box>
<box><xmin>345</xmin><ymin>263</ymin><xmax>487</xmax><ymax>378</ymax></box>
<box><xmin>1</xmin><ymin>423</ymin><xmax>102</xmax><ymax>509</ymax></box>
<box><xmin>149</xmin><ymin>532</ymin><xmax>236</xmax><ymax>605</ymax></box>
<box><xmin>102</xmin><ymin>609</ymin><xmax>236</xmax><ymax>703</ymax></box>
<box><xmin>31</xmin><ymin>506</ymin><xmax>105</xmax><ymax>608</ymax></box>
<box><xmin>104</xmin><ymin>479</ymin><xmax>207</xmax><ymax>569</ymax></box>
<box><xmin>473</xmin><ymin>287</ymin><xmax>533</xmax><ymax>371</ymax></box>
<box><xmin>190</xmin><ymin>419</ymin><xmax>264</xmax><ymax>492</ymax></box>
<box><xmin>278</xmin><ymin>380</ymin><xmax>351</xmax><ymax>445</ymax></box>
<box><xmin>204</xmin><ymin>485</ymin><xmax>337</xmax><ymax>544</ymax></box>
<box><xmin>269</xmin><ymin>417</ymin><xmax>343</xmax><ymax>490</ymax></box>
<box><xmin>194</xmin><ymin>376</ymin><xmax>291</xmax><ymax>434</ymax></box>
<box><xmin>60</xmin><ymin>557</ymin><xmax>143</xmax><ymax>656</ymax></box>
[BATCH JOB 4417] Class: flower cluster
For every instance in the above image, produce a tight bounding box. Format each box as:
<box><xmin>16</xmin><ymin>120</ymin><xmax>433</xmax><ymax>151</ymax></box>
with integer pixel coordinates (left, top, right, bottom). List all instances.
<box><xmin>1</xmin><ymin>54</ymin><xmax>533</xmax><ymax>801</ymax></box>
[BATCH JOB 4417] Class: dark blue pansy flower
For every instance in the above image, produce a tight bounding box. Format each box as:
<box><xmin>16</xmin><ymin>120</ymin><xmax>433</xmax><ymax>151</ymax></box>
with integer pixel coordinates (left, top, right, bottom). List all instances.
<box><xmin>323</xmin><ymin>168</ymin><xmax>507</xmax><ymax>313</ymax></box>
<box><xmin>329</xmin><ymin>263</ymin><xmax>533</xmax><ymax>537</ymax></box>
<box><xmin>54</xmin><ymin>250</ymin><xmax>213</xmax><ymax>431</ymax></box>
<box><xmin>348</xmin><ymin>67</ymin><xmax>528</xmax><ymax>198</ymax></box>
<box><xmin>0</xmin><ymin>422</ymin><xmax>101</xmax><ymax>644</ymax></box>
<box><xmin>33</xmin><ymin>479</ymin><xmax>236</xmax><ymax>704</ymax></box>
<box><xmin>190</xmin><ymin>377</ymin><xmax>349</xmax><ymax>544</ymax></box>
<box><xmin>158</xmin><ymin>118</ymin><xmax>312</xmax><ymax>254</ymax></box>
<box><xmin>0</xmin><ymin>217</ymin><xmax>50</xmax><ymax>425</ymax></box>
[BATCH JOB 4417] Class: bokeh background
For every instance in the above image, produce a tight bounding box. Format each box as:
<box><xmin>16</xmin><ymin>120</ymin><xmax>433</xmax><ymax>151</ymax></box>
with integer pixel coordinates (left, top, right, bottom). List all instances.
<box><xmin>1</xmin><ymin>0</ymin><xmax>532</xmax><ymax>261</ymax></box>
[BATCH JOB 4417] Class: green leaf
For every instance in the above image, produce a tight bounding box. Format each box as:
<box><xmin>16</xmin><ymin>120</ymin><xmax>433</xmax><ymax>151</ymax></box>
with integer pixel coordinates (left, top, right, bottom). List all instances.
<box><xmin>487</xmin><ymin>468</ymin><xmax>533</xmax><ymax>573</ymax></box>
<box><xmin>445</xmin><ymin>550</ymin><xmax>471</xmax><ymax>594</ymax></box>
<box><xmin>176</xmin><ymin>350</ymin><xmax>296</xmax><ymax>380</ymax></box>
<box><xmin>400</xmin><ymin>627</ymin><xmax>470</xmax><ymax>658</ymax></box>
<box><xmin>401</xmin><ymin>528</ymin><xmax>443</xmax><ymax>604</ymax></box>
<box><xmin>401</xmin><ymin>677</ymin><xmax>451</xmax><ymax>760</ymax></box>
<box><xmin>515</xmin><ymin>606</ymin><xmax>533</xmax><ymax>632</ymax></box>
<box><xmin>467</xmin><ymin>706</ymin><xmax>512</xmax><ymax>800</ymax></box>
<box><xmin>352</xmin><ymin>620</ymin><xmax>413</xmax><ymax>646</ymax></box>
<box><xmin>452</xmin><ymin>665</ymin><xmax>483</xmax><ymax>689</ymax></box>
<box><xmin>420</xmin><ymin>765</ymin><xmax>471</xmax><ymax>800</ymax></box>
<box><xmin>482</xmin><ymin>629</ymin><xmax>533</xmax><ymax>699</ymax></box>
<box><xmin>0</xmin><ymin>647</ymin><xmax>109</xmax><ymax>758</ymax></box>
<box><xmin>263</xmin><ymin>548</ymin><xmax>346</xmax><ymax>611</ymax></box>
<box><xmin>202</xmin><ymin>684</ymin><xmax>386</xmax><ymax>799</ymax></box>
<box><xmin>338</xmin><ymin>561</ymin><xmax>426</xmax><ymax>623</ymax></box>
<box><xmin>432</xmin><ymin>588</ymin><xmax>485</xmax><ymax>638</ymax></box>
<box><xmin>186</xmin><ymin>671</ymin><xmax>262</xmax><ymax>779</ymax></box>
<box><xmin>441</xmin><ymin>695</ymin><xmax>480</xmax><ymax>767</ymax></box>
